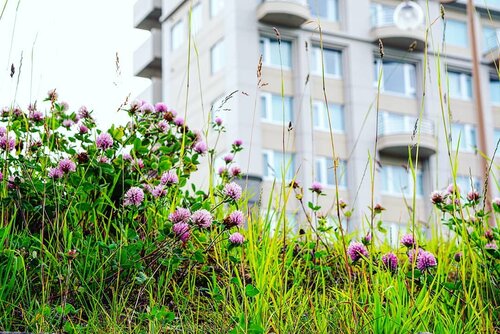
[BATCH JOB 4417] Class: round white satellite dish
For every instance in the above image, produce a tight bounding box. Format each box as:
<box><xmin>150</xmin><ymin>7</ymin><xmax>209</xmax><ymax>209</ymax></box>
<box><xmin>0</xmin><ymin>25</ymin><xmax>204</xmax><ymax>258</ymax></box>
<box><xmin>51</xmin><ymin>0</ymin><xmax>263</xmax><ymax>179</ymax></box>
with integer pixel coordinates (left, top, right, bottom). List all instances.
<box><xmin>394</xmin><ymin>1</ymin><xmax>424</xmax><ymax>30</ymax></box>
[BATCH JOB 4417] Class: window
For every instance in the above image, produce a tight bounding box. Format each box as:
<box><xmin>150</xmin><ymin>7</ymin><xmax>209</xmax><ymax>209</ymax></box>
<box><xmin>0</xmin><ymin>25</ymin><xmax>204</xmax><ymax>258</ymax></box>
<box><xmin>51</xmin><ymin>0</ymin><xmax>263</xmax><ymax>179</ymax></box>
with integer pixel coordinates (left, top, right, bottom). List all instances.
<box><xmin>259</xmin><ymin>37</ymin><xmax>292</xmax><ymax>68</ymax></box>
<box><xmin>308</xmin><ymin>0</ymin><xmax>339</xmax><ymax>21</ymax></box>
<box><xmin>446</xmin><ymin>19</ymin><xmax>468</xmax><ymax>48</ymax></box>
<box><xmin>380</xmin><ymin>165</ymin><xmax>423</xmax><ymax>197</ymax></box>
<box><xmin>315</xmin><ymin>157</ymin><xmax>347</xmax><ymax>188</ymax></box>
<box><xmin>482</xmin><ymin>26</ymin><xmax>498</xmax><ymax>52</ymax></box>
<box><xmin>190</xmin><ymin>3</ymin><xmax>202</xmax><ymax>35</ymax></box>
<box><xmin>370</xmin><ymin>3</ymin><xmax>395</xmax><ymax>27</ymax></box>
<box><xmin>171</xmin><ymin>20</ymin><xmax>184</xmax><ymax>51</ymax></box>
<box><xmin>312</xmin><ymin>101</ymin><xmax>344</xmax><ymax>132</ymax></box>
<box><xmin>210</xmin><ymin>0</ymin><xmax>224</xmax><ymax>17</ymax></box>
<box><xmin>455</xmin><ymin>175</ymin><xmax>481</xmax><ymax>193</ymax></box>
<box><xmin>261</xmin><ymin>93</ymin><xmax>293</xmax><ymax>123</ymax></box>
<box><xmin>210</xmin><ymin>39</ymin><xmax>224</xmax><ymax>74</ymax></box>
<box><xmin>262</xmin><ymin>150</ymin><xmax>296</xmax><ymax>182</ymax></box>
<box><xmin>448</xmin><ymin>71</ymin><xmax>472</xmax><ymax>100</ymax></box>
<box><xmin>490</xmin><ymin>78</ymin><xmax>500</xmax><ymax>105</ymax></box>
<box><xmin>374</xmin><ymin>60</ymin><xmax>416</xmax><ymax>96</ymax></box>
<box><xmin>451</xmin><ymin>123</ymin><xmax>477</xmax><ymax>152</ymax></box>
<box><xmin>475</xmin><ymin>0</ymin><xmax>500</xmax><ymax>8</ymax></box>
<box><xmin>494</xmin><ymin>128</ymin><xmax>500</xmax><ymax>148</ymax></box>
<box><xmin>310</xmin><ymin>46</ymin><xmax>342</xmax><ymax>77</ymax></box>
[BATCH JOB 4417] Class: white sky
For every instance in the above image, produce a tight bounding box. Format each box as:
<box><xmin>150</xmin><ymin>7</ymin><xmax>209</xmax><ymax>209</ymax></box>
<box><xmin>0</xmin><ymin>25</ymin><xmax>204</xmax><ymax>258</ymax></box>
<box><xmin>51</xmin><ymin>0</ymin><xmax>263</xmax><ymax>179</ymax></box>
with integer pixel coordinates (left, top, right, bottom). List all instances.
<box><xmin>0</xmin><ymin>0</ymin><xmax>151</xmax><ymax>129</ymax></box>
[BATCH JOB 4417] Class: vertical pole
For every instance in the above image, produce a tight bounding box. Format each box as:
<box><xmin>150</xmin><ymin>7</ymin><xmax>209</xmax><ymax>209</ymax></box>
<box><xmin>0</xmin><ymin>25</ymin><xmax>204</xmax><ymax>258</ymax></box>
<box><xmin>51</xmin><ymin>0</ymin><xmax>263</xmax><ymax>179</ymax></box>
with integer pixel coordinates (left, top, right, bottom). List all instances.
<box><xmin>467</xmin><ymin>0</ymin><xmax>494</xmax><ymax>225</ymax></box>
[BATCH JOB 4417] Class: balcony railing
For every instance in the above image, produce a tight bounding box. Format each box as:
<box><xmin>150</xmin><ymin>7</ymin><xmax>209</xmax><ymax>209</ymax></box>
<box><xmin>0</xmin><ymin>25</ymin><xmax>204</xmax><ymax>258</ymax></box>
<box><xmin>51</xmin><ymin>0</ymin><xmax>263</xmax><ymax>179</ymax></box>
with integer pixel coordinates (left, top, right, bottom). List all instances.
<box><xmin>377</xmin><ymin>113</ymin><xmax>436</xmax><ymax>158</ymax></box>
<box><xmin>134</xmin><ymin>0</ymin><xmax>162</xmax><ymax>30</ymax></box>
<box><xmin>133</xmin><ymin>28</ymin><xmax>162</xmax><ymax>79</ymax></box>
<box><xmin>257</xmin><ymin>0</ymin><xmax>310</xmax><ymax>27</ymax></box>
<box><xmin>483</xmin><ymin>28</ymin><xmax>500</xmax><ymax>63</ymax></box>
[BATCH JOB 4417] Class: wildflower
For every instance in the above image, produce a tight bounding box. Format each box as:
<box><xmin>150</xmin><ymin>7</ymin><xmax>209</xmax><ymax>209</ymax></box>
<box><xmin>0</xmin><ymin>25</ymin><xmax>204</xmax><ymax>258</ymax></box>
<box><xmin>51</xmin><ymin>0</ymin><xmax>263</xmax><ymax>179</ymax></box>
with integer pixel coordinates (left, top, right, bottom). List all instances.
<box><xmin>151</xmin><ymin>185</ymin><xmax>166</xmax><ymax>198</ymax></box>
<box><xmin>77</xmin><ymin>152</ymin><xmax>89</xmax><ymax>164</ymax></box>
<box><xmin>60</xmin><ymin>101</ymin><xmax>69</xmax><ymax>112</ymax></box>
<box><xmin>0</xmin><ymin>126</ymin><xmax>6</xmax><ymax>136</ymax></box>
<box><xmin>230</xmin><ymin>165</ymin><xmax>241</xmax><ymax>177</ymax></box>
<box><xmin>130</xmin><ymin>100</ymin><xmax>144</xmax><ymax>112</ymax></box>
<box><xmin>98</xmin><ymin>156</ymin><xmax>110</xmax><ymax>164</ymax></box>
<box><xmin>223</xmin><ymin>154</ymin><xmax>234</xmax><ymax>163</ymax></box>
<box><xmin>408</xmin><ymin>248</ymin><xmax>422</xmax><ymax>263</ymax></box>
<box><xmin>214</xmin><ymin>117</ymin><xmax>223</xmax><ymax>126</ymax></box>
<box><xmin>78</xmin><ymin>105</ymin><xmax>91</xmax><ymax>119</ymax></box>
<box><xmin>155</xmin><ymin>102</ymin><xmax>168</xmax><ymax>113</ymax></box>
<box><xmin>454</xmin><ymin>252</ymin><xmax>462</xmax><ymax>262</ymax></box>
<box><xmin>447</xmin><ymin>183</ymin><xmax>460</xmax><ymax>195</ymax></box>
<box><xmin>416</xmin><ymin>250</ymin><xmax>437</xmax><ymax>271</ymax></box>
<box><xmin>164</xmin><ymin>109</ymin><xmax>177</xmax><ymax>121</ymax></box>
<box><xmin>191</xmin><ymin>209</ymin><xmax>213</xmax><ymax>228</ymax></box>
<box><xmin>493</xmin><ymin>197</ymin><xmax>500</xmax><ymax>207</ymax></box>
<box><xmin>0</xmin><ymin>171</ymin><xmax>2</xmax><ymax>181</ymax></box>
<box><xmin>172</xmin><ymin>222</ymin><xmax>190</xmax><ymax>243</ymax></box>
<box><xmin>96</xmin><ymin>133</ymin><xmax>114</xmax><ymax>150</ymax></box>
<box><xmin>78</xmin><ymin>123</ymin><xmax>89</xmax><ymax>134</ymax></box>
<box><xmin>58</xmin><ymin>158</ymin><xmax>76</xmax><ymax>173</ymax></box>
<box><xmin>224</xmin><ymin>210</ymin><xmax>244</xmax><ymax>228</ymax></box>
<box><xmin>174</xmin><ymin>117</ymin><xmax>184</xmax><ymax>127</ymax></box>
<box><xmin>229</xmin><ymin>232</ymin><xmax>245</xmax><ymax>245</ymax></box>
<box><xmin>67</xmin><ymin>249</ymin><xmax>78</xmax><ymax>259</ymax></box>
<box><xmin>157</xmin><ymin>120</ymin><xmax>169</xmax><ymax>133</ymax></box>
<box><xmin>48</xmin><ymin>167</ymin><xmax>63</xmax><ymax>179</ymax></box>
<box><xmin>338</xmin><ymin>198</ymin><xmax>348</xmax><ymax>209</ymax></box>
<box><xmin>218</xmin><ymin>166</ymin><xmax>228</xmax><ymax>177</ymax></box>
<box><xmin>373</xmin><ymin>203</ymin><xmax>385</xmax><ymax>214</ymax></box>
<box><xmin>467</xmin><ymin>190</ymin><xmax>480</xmax><ymax>202</ymax></box>
<box><xmin>61</xmin><ymin>119</ymin><xmax>73</xmax><ymax>128</ymax></box>
<box><xmin>485</xmin><ymin>230</ymin><xmax>494</xmax><ymax>241</ymax></box>
<box><xmin>382</xmin><ymin>252</ymin><xmax>398</xmax><ymax>271</ymax></box>
<box><xmin>124</xmin><ymin>187</ymin><xmax>145</xmax><ymax>206</ymax></box>
<box><xmin>132</xmin><ymin>159</ymin><xmax>144</xmax><ymax>171</ymax></box>
<box><xmin>485</xmin><ymin>242</ymin><xmax>498</xmax><ymax>250</ymax></box>
<box><xmin>47</xmin><ymin>88</ymin><xmax>58</xmax><ymax>101</ymax></box>
<box><xmin>169</xmin><ymin>208</ymin><xmax>191</xmax><ymax>224</ymax></box>
<box><xmin>140</xmin><ymin>103</ymin><xmax>155</xmax><ymax>113</ymax></box>
<box><xmin>361</xmin><ymin>233</ymin><xmax>372</xmax><ymax>246</ymax></box>
<box><xmin>224</xmin><ymin>182</ymin><xmax>242</xmax><ymax>201</ymax></box>
<box><xmin>194</xmin><ymin>141</ymin><xmax>208</xmax><ymax>154</ymax></box>
<box><xmin>430</xmin><ymin>191</ymin><xmax>444</xmax><ymax>204</ymax></box>
<box><xmin>400</xmin><ymin>234</ymin><xmax>416</xmax><ymax>248</ymax></box>
<box><xmin>0</xmin><ymin>136</ymin><xmax>15</xmax><ymax>151</ymax></box>
<box><xmin>29</xmin><ymin>111</ymin><xmax>44</xmax><ymax>122</ymax></box>
<box><xmin>347</xmin><ymin>242</ymin><xmax>369</xmax><ymax>262</ymax></box>
<box><xmin>161</xmin><ymin>170</ymin><xmax>178</xmax><ymax>185</ymax></box>
<box><xmin>233</xmin><ymin>139</ymin><xmax>243</xmax><ymax>147</ymax></box>
<box><xmin>310</xmin><ymin>182</ymin><xmax>323</xmax><ymax>194</ymax></box>
<box><xmin>123</xmin><ymin>153</ymin><xmax>132</xmax><ymax>161</ymax></box>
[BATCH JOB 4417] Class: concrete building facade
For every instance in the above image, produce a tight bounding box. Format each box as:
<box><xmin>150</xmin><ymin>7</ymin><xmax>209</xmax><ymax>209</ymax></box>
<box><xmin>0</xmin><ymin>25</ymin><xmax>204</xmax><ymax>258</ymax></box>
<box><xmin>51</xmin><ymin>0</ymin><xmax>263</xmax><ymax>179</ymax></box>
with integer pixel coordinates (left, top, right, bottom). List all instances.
<box><xmin>133</xmin><ymin>0</ymin><xmax>500</xmax><ymax>239</ymax></box>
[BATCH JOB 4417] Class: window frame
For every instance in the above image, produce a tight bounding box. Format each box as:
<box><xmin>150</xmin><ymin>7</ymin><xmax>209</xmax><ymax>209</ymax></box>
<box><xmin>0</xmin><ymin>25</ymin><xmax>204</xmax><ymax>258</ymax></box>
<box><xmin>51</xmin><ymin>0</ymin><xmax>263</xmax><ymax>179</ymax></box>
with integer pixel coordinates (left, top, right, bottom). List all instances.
<box><xmin>312</xmin><ymin>100</ymin><xmax>344</xmax><ymax>132</ymax></box>
<box><xmin>308</xmin><ymin>0</ymin><xmax>339</xmax><ymax>22</ymax></box>
<box><xmin>310</xmin><ymin>46</ymin><xmax>342</xmax><ymax>78</ymax></box>
<box><xmin>262</xmin><ymin>149</ymin><xmax>296</xmax><ymax>182</ymax></box>
<box><xmin>260</xmin><ymin>92</ymin><xmax>293</xmax><ymax>124</ymax></box>
<box><xmin>210</xmin><ymin>39</ymin><xmax>225</xmax><ymax>75</ymax></box>
<box><xmin>451</xmin><ymin>123</ymin><xmax>477</xmax><ymax>153</ymax></box>
<box><xmin>380</xmin><ymin>164</ymin><xmax>423</xmax><ymax>198</ymax></box>
<box><xmin>374</xmin><ymin>59</ymin><xmax>417</xmax><ymax>97</ymax></box>
<box><xmin>314</xmin><ymin>157</ymin><xmax>347</xmax><ymax>188</ymax></box>
<box><xmin>448</xmin><ymin>71</ymin><xmax>472</xmax><ymax>101</ymax></box>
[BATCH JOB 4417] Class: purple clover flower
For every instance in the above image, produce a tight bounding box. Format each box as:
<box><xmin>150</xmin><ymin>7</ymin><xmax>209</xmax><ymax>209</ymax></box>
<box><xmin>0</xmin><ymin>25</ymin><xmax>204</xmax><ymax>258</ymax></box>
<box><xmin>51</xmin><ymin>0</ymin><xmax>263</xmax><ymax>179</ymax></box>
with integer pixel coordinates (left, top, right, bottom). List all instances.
<box><xmin>78</xmin><ymin>124</ymin><xmax>89</xmax><ymax>134</ymax></box>
<box><xmin>59</xmin><ymin>158</ymin><xmax>76</xmax><ymax>173</ymax></box>
<box><xmin>430</xmin><ymin>191</ymin><xmax>444</xmax><ymax>204</ymax></box>
<box><xmin>382</xmin><ymin>252</ymin><xmax>398</xmax><ymax>271</ymax></box>
<box><xmin>98</xmin><ymin>156</ymin><xmax>110</xmax><ymax>164</ymax></box>
<box><xmin>194</xmin><ymin>141</ymin><xmax>208</xmax><ymax>154</ymax></box>
<box><xmin>347</xmin><ymin>242</ymin><xmax>369</xmax><ymax>262</ymax></box>
<box><xmin>416</xmin><ymin>250</ymin><xmax>437</xmax><ymax>271</ymax></box>
<box><xmin>223</xmin><ymin>154</ymin><xmax>234</xmax><ymax>163</ymax></box>
<box><xmin>174</xmin><ymin>117</ymin><xmax>184</xmax><ymax>127</ymax></box>
<box><xmin>169</xmin><ymin>208</ymin><xmax>191</xmax><ymax>224</ymax></box>
<box><xmin>467</xmin><ymin>190</ymin><xmax>480</xmax><ymax>202</ymax></box>
<box><xmin>191</xmin><ymin>209</ymin><xmax>213</xmax><ymax>229</ymax></box>
<box><xmin>60</xmin><ymin>101</ymin><xmax>69</xmax><ymax>112</ymax></box>
<box><xmin>139</xmin><ymin>103</ymin><xmax>155</xmax><ymax>113</ymax></box>
<box><xmin>447</xmin><ymin>183</ymin><xmax>460</xmax><ymax>195</ymax></box>
<box><xmin>172</xmin><ymin>222</ymin><xmax>190</xmax><ymax>243</ymax></box>
<box><xmin>400</xmin><ymin>234</ymin><xmax>416</xmax><ymax>248</ymax></box>
<box><xmin>155</xmin><ymin>102</ymin><xmax>168</xmax><ymax>113</ymax></box>
<box><xmin>233</xmin><ymin>139</ymin><xmax>243</xmax><ymax>147</ymax></box>
<box><xmin>454</xmin><ymin>252</ymin><xmax>463</xmax><ymax>262</ymax></box>
<box><xmin>224</xmin><ymin>210</ymin><xmax>244</xmax><ymax>228</ymax></box>
<box><xmin>218</xmin><ymin>166</ymin><xmax>228</xmax><ymax>177</ymax></box>
<box><xmin>0</xmin><ymin>171</ymin><xmax>2</xmax><ymax>181</ymax></box>
<box><xmin>62</xmin><ymin>119</ymin><xmax>74</xmax><ymax>128</ymax></box>
<box><xmin>310</xmin><ymin>182</ymin><xmax>323</xmax><ymax>194</ymax></box>
<box><xmin>224</xmin><ymin>182</ymin><xmax>242</xmax><ymax>201</ymax></box>
<box><xmin>0</xmin><ymin>136</ymin><xmax>15</xmax><ymax>151</ymax></box>
<box><xmin>361</xmin><ymin>233</ymin><xmax>372</xmax><ymax>246</ymax></box>
<box><xmin>229</xmin><ymin>232</ymin><xmax>245</xmax><ymax>245</ymax></box>
<box><xmin>123</xmin><ymin>153</ymin><xmax>132</xmax><ymax>161</ymax></box>
<box><xmin>78</xmin><ymin>106</ymin><xmax>91</xmax><ymax>119</ymax></box>
<box><xmin>161</xmin><ymin>170</ymin><xmax>178</xmax><ymax>185</ymax></box>
<box><xmin>485</xmin><ymin>242</ymin><xmax>498</xmax><ymax>250</ymax></box>
<box><xmin>124</xmin><ymin>187</ymin><xmax>145</xmax><ymax>206</ymax></box>
<box><xmin>214</xmin><ymin>117</ymin><xmax>223</xmax><ymax>126</ymax></box>
<box><xmin>0</xmin><ymin>126</ymin><xmax>6</xmax><ymax>136</ymax></box>
<box><xmin>96</xmin><ymin>133</ymin><xmax>114</xmax><ymax>150</ymax></box>
<box><xmin>157</xmin><ymin>120</ymin><xmax>169</xmax><ymax>133</ymax></box>
<box><xmin>230</xmin><ymin>165</ymin><xmax>241</xmax><ymax>177</ymax></box>
<box><xmin>29</xmin><ymin>111</ymin><xmax>44</xmax><ymax>122</ymax></box>
<box><xmin>151</xmin><ymin>185</ymin><xmax>166</xmax><ymax>198</ymax></box>
<box><xmin>48</xmin><ymin>167</ymin><xmax>63</xmax><ymax>179</ymax></box>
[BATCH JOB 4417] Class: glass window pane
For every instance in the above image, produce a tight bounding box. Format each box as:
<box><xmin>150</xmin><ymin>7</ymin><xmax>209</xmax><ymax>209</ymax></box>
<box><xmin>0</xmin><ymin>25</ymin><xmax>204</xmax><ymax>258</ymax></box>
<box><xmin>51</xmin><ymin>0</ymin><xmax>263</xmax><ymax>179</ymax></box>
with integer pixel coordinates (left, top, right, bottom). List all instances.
<box><xmin>263</xmin><ymin>152</ymin><xmax>270</xmax><ymax>178</ymax></box>
<box><xmin>261</xmin><ymin>96</ymin><xmax>267</xmax><ymax>119</ymax></box>
<box><xmin>211</xmin><ymin>40</ymin><xmax>224</xmax><ymax>74</ymax></box>
<box><xmin>490</xmin><ymin>79</ymin><xmax>500</xmax><ymax>104</ymax></box>
<box><xmin>446</xmin><ymin>20</ymin><xmax>468</xmax><ymax>47</ymax></box>
<box><xmin>315</xmin><ymin>160</ymin><xmax>323</xmax><ymax>183</ymax></box>
<box><xmin>384</xmin><ymin>62</ymin><xmax>406</xmax><ymax>94</ymax></box>
<box><xmin>191</xmin><ymin>4</ymin><xmax>202</xmax><ymax>35</ymax></box>
<box><xmin>171</xmin><ymin>20</ymin><xmax>184</xmax><ymax>50</ymax></box>
<box><xmin>324</xmin><ymin>49</ymin><xmax>341</xmax><ymax>76</ymax></box>
<box><xmin>330</xmin><ymin>104</ymin><xmax>344</xmax><ymax>132</ymax></box>
<box><xmin>483</xmin><ymin>26</ymin><xmax>497</xmax><ymax>52</ymax></box>
<box><xmin>313</xmin><ymin>103</ymin><xmax>321</xmax><ymax>128</ymax></box>
<box><xmin>271</xmin><ymin>95</ymin><xmax>282</xmax><ymax>122</ymax></box>
<box><xmin>326</xmin><ymin>158</ymin><xmax>334</xmax><ymax>186</ymax></box>
<box><xmin>469</xmin><ymin>127</ymin><xmax>477</xmax><ymax>149</ymax></box>
<box><xmin>448</xmin><ymin>72</ymin><xmax>462</xmax><ymax>99</ymax></box>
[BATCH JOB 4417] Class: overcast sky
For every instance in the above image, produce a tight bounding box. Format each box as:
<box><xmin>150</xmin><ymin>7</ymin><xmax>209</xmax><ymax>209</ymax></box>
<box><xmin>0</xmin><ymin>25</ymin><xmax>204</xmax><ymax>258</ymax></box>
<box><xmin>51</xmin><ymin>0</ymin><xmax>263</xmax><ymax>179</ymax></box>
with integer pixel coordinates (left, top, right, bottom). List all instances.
<box><xmin>0</xmin><ymin>0</ymin><xmax>151</xmax><ymax>129</ymax></box>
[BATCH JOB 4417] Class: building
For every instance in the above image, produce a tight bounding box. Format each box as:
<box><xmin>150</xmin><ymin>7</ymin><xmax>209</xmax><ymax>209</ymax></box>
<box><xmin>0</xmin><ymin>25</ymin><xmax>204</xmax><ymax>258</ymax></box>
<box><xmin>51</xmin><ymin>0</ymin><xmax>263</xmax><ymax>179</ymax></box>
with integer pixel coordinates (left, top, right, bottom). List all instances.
<box><xmin>132</xmin><ymin>0</ymin><xmax>500</xmax><ymax>240</ymax></box>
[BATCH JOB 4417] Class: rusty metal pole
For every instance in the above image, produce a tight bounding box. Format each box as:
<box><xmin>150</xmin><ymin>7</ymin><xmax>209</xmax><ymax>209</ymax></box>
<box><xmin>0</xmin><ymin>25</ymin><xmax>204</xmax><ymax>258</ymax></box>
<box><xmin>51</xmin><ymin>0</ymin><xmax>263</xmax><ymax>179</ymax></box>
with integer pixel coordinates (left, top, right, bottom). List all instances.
<box><xmin>466</xmin><ymin>0</ymin><xmax>494</xmax><ymax>226</ymax></box>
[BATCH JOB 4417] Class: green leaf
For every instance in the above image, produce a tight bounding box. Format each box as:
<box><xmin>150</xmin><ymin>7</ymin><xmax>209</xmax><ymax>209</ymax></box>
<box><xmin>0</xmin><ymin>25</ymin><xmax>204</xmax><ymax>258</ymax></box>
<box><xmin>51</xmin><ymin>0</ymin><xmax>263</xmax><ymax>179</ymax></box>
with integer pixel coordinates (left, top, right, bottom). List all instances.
<box><xmin>376</xmin><ymin>220</ymin><xmax>387</xmax><ymax>233</ymax></box>
<box><xmin>245</xmin><ymin>284</ymin><xmax>260</xmax><ymax>298</ymax></box>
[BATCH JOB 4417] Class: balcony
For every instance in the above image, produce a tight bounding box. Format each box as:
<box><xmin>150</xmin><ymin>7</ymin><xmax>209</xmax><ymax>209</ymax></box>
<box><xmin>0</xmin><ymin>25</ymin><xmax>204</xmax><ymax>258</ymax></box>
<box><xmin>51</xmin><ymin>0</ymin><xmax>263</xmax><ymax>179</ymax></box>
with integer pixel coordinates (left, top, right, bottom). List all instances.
<box><xmin>134</xmin><ymin>28</ymin><xmax>162</xmax><ymax>79</ymax></box>
<box><xmin>370</xmin><ymin>3</ymin><xmax>426</xmax><ymax>52</ymax></box>
<box><xmin>134</xmin><ymin>0</ymin><xmax>162</xmax><ymax>30</ymax></box>
<box><xmin>377</xmin><ymin>113</ymin><xmax>436</xmax><ymax>159</ymax></box>
<box><xmin>257</xmin><ymin>0</ymin><xmax>310</xmax><ymax>28</ymax></box>
<box><xmin>483</xmin><ymin>28</ymin><xmax>500</xmax><ymax>64</ymax></box>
